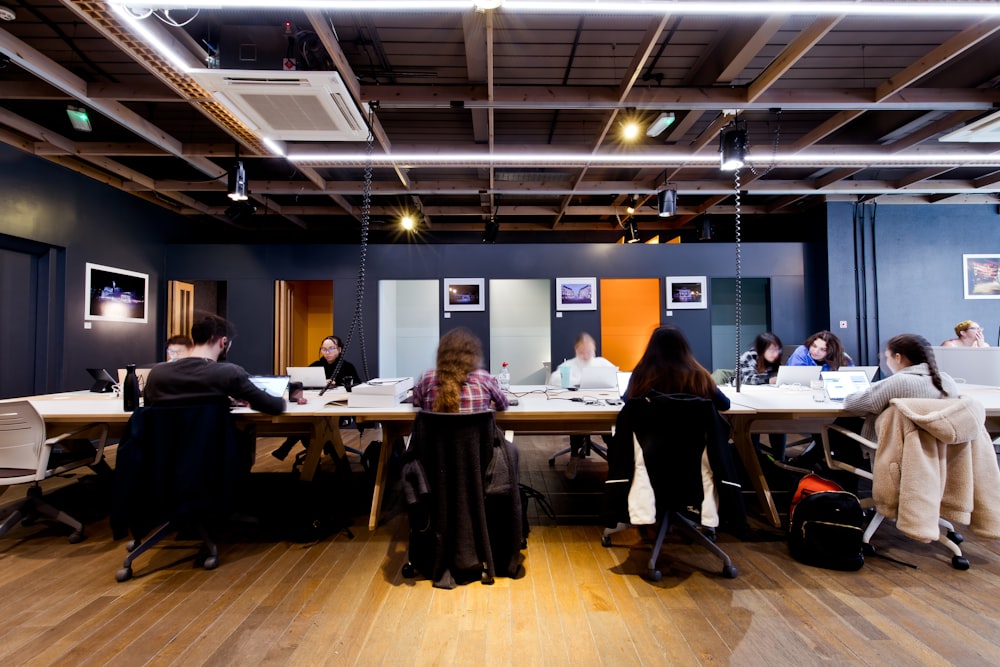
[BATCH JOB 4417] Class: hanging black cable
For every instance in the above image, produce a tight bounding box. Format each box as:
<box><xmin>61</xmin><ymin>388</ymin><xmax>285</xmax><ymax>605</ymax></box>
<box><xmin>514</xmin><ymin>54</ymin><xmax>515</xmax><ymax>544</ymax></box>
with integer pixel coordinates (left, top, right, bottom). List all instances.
<box><xmin>320</xmin><ymin>104</ymin><xmax>374</xmax><ymax>395</ymax></box>
<box><xmin>734</xmin><ymin>168</ymin><xmax>743</xmax><ymax>392</ymax></box>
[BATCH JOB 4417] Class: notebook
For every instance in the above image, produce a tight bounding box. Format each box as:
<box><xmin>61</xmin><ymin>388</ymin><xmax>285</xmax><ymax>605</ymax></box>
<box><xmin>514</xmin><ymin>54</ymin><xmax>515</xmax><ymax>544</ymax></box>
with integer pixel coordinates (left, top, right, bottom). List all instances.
<box><xmin>249</xmin><ymin>375</ymin><xmax>290</xmax><ymax>398</ymax></box>
<box><xmin>287</xmin><ymin>366</ymin><xmax>328</xmax><ymax>389</ymax></box>
<box><xmin>821</xmin><ymin>370</ymin><xmax>871</xmax><ymax>401</ymax></box>
<box><xmin>579</xmin><ymin>365</ymin><xmax>620</xmax><ymax>389</ymax></box>
<box><xmin>774</xmin><ymin>365</ymin><xmax>822</xmax><ymax>387</ymax></box>
<box><xmin>932</xmin><ymin>346</ymin><xmax>1000</xmax><ymax>386</ymax></box>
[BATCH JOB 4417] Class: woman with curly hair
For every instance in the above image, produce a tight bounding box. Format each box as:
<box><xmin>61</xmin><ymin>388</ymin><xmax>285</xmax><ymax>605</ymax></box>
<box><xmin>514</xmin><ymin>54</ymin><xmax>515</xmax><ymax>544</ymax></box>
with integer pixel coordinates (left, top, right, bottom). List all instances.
<box><xmin>787</xmin><ymin>330</ymin><xmax>853</xmax><ymax>371</ymax></box>
<box><xmin>412</xmin><ymin>327</ymin><xmax>509</xmax><ymax>413</ymax></box>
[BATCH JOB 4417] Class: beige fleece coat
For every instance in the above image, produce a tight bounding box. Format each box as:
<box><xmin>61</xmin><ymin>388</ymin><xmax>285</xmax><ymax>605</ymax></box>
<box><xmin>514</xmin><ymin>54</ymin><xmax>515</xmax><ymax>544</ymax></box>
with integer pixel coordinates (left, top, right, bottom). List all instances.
<box><xmin>873</xmin><ymin>396</ymin><xmax>1000</xmax><ymax>543</ymax></box>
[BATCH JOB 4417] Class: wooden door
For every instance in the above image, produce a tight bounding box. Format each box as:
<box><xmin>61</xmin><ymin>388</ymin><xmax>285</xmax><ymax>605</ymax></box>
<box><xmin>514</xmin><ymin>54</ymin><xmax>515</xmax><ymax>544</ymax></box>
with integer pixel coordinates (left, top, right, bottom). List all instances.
<box><xmin>166</xmin><ymin>280</ymin><xmax>194</xmax><ymax>339</ymax></box>
<box><xmin>274</xmin><ymin>280</ymin><xmax>294</xmax><ymax>374</ymax></box>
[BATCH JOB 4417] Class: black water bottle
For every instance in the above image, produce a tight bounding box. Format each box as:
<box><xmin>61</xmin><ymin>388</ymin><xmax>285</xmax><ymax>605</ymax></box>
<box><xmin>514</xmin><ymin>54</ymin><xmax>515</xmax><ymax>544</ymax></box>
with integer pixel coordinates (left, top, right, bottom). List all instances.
<box><xmin>123</xmin><ymin>364</ymin><xmax>140</xmax><ymax>412</ymax></box>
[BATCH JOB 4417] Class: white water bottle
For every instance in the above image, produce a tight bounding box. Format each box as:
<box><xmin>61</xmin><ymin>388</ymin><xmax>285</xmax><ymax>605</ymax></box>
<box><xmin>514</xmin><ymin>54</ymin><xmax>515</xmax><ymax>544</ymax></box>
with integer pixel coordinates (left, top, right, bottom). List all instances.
<box><xmin>499</xmin><ymin>361</ymin><xmax>510</xmax><ymax>392</ymax></box>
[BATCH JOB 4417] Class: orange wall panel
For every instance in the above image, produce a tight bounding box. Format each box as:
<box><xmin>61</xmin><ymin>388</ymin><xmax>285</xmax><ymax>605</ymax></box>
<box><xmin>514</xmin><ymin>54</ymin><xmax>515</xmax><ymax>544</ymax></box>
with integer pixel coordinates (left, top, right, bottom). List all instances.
<box><xmin>600</xmin><ymin>278</ymin><xmax>661</xmax><ymax>371</ymax></box>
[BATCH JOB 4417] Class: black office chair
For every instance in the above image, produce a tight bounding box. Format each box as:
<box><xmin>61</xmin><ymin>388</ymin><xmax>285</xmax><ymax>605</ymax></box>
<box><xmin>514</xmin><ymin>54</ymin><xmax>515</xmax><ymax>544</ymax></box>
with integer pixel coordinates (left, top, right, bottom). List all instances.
<box><xmin>400</xmin><ymin>410</ymin><xmax>525</xmax><ymax>589</ymax></box>
<box><xmin>602</xmin><ymin>392</ymin><xmax>746</xmax><ymax>580</ymax></box>
<box><xmin>111</xmin><ymin>400</ymin><xmax>251</xmax><ymax>582</ymax></box>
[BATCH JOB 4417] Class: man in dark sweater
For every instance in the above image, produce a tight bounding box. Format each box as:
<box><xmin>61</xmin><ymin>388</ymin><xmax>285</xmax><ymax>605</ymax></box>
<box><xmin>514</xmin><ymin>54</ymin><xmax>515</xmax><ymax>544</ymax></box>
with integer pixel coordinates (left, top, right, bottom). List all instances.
<box><xmin>144</xmin><ymin>313</ymin><xmax>285</xmax><ymax>415</ymax></box>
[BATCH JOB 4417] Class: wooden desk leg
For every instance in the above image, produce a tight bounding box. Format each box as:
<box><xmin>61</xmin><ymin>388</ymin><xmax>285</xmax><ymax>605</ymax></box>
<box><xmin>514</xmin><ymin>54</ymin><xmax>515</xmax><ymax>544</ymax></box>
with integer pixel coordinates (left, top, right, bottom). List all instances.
<box><xmin>299</xmin><ymin>416</ymin><xmax>346</xmax><ymax>482</ymax></box>
<box><xmin>368</xmin><ymin>422</ymin><xmax>403</xmax><ymax>532</ymax></box>
<box><xmin>729</xmin><ymin>415</ymin><xmax>781</xmax><ymax>528</ymax></box>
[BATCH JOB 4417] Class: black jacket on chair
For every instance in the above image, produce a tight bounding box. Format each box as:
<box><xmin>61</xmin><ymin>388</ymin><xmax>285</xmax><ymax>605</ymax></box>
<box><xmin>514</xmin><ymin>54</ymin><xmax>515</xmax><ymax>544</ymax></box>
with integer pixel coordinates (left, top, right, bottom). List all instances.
<box><xmin>111</xmin><ymin>401</ymin><xmax>251</xmax><ymax>541</ymax></box>
<box><xmin>605</xmin><ymin>392</ymin><xmax>748</xmax><ymax>538</ymax></box>
<box><xmin>401</xmin><ymin>410</ymin><xmax>524</xmax><ymax>589</ymax></box>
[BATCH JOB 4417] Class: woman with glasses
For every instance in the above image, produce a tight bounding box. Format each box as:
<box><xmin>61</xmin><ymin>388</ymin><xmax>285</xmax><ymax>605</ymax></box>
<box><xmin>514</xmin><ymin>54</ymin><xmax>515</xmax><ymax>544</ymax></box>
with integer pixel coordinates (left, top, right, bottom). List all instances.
<box><xmin>941</xmin><ymin>320</ymin><xmax>990</xmax><ymax>348</ymax></box>
<box><xmin>272</xmin><ymin>335</ymin><xmax>360</xmax><ymax>461</ymax></box>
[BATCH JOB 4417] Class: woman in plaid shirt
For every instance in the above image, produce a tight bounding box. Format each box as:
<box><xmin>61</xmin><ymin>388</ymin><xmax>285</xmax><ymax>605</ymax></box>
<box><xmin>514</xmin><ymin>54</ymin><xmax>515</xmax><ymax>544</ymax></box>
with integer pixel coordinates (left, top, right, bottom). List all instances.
<box><xmin>413</xmin><ymin>327</ymin><xmax>509</xmax><ymax>413</ymax></box>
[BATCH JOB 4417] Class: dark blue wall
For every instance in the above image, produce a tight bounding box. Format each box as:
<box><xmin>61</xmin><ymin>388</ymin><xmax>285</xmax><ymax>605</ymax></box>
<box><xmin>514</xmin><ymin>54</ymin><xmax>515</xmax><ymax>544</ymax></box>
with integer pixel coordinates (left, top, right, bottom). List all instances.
<box><xmin>164</xmin><ymin>242</ymin><xmax>816</xmax><ymax>375</ymax></box>
<box><xmin>827</xmin><ymin>201</ymin><xmax>1000</xmax><ymax>366</ymax></box>
<box><xmin>0</xmin><ymin>144</ymin><xmax>186</xmax><ymax>392</ymax></box>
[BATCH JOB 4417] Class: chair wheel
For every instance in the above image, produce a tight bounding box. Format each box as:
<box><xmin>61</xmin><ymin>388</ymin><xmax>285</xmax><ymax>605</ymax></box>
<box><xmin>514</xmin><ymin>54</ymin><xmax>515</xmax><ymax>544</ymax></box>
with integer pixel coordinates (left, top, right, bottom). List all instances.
<box><xmin>947</xmin><ymin>530</ymin><xmax>964</xmax><ymax>544</ymax></box>
<box><xmin>402</xmin><ymin>562</ymin><xmax>415</xmax><ymax>578</ymax></box>
<box><xmin>116</xmin><ymin>567</ymin><xmax>133</xmax><ymax>582</ymax></box>
<box><xmin>952</xmin><ymin>556</ymin><xmax>970</xmax><ymax>570</ymax></box>
<box><xmin>601</xmin><ymin>534</ymin><xmax>612</xmax><ymax>547</ymax></box>
<box><xmin>68</xmin><ymin>530</ymin><xmax>85</xmax><ymax>544</ymax></box>
<box><xmin>547</xmin><ymin>458</ymin><xmax>556</xmax><ymax>467</ymax></box>
<box><xmin>647</xmin><ymin>568</ymin><xmax>663</xmax><ymax>582</ymax></box>
<box><xmin>203</xmin><ymin>555</ymin><xmax>219</xmax><ymax>570</ymax></box>
<box><xmin>862</xmin><ymin>543</ymin><xmax>876</xmax><ymax>556</ymax></box>
<box><xmin>126</xmin><ymin>539</ymin><xmax>138</xmax><ymax>552</ymax></box>
<box><xmin>722</xmin><ymin>565</ymin><xmax>738</xmax><ymax>579</ymax></box>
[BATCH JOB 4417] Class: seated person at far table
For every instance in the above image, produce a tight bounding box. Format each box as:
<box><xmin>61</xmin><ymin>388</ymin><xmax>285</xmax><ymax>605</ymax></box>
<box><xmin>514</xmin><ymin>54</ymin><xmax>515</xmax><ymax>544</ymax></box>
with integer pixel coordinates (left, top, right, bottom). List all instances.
<box><xmin>941</xmin><ymin>320</ymin><xmax>990</xmax><ymax>348</ymax></box>
<box><xmin>787</xmin><ymin>330</ymin><xmax>854</xmax><ymax>371</ymax></box>
<box><xmin>144</xmin><ymin>313</ymin><xmax>286</xmax><ymax>416</ymax></box>
<box><xmin>737</xmin><ymin>332</ymin><xmax>788</xmax><ymax>460</ymax></box>
<box><xmin>165</xmin><ymin>334</ymin><xmax>193</xmax><ymax>362</ymax></box>
<box><xmin>548</xmin><ymin>332</ymin><xmax>617</xmax><ymax>479</ymax></box>
<box><xmin>412</xmin><ymin>327</ymin><xmax>509</xmax><ymax>413</ymax></box>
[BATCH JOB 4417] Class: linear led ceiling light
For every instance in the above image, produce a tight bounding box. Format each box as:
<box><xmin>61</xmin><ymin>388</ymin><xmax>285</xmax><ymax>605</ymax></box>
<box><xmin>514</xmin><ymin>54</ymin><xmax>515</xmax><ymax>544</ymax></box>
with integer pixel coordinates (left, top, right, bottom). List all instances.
<box><xmin>110</xmin><ymin>2</ymin><xmax>1000</xmax><ymax>17</ymax></box>
<box><xmin>646</xmin><ymin>112</ymin><xmax>675</xmax><ymax>138</ymax></box>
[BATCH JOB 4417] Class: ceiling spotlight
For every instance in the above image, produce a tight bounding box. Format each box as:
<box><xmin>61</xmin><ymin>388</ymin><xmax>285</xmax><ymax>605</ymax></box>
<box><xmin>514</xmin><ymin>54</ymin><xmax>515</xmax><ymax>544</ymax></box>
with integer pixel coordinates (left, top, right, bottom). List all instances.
<box><xmin>66</xmin><ymin>106</ymin><xmax>92</xmax><ymax>132</ymax></box>
<box><xmin>700</xmin><ymin>216</ymin><xmax>713</xmax><ymax>241</ymax></box>
<box><xmin>657</xmin><ymin>186</ymin><xmax>677</xmax><ymax>217</ymax></box>
<box><xmin>625</xmin><ymin>195</ymin><xmax>638</xmax><ymax>216</ymax></box>
<box><xmin>621</xmin><ymin>118</ymin><xmax>642</xmax><ymax>142</ymax></box>
<box><xmin>227</xmin><ymin>160</ymin><xmax>248</xmax><ymax>201</ymax></box>
<box><xmin>720</xmin><ymin>118</ymin><xmax>748</xmax><ymax>171</ymax></box>
<box><xmin>624</xmin><ymin>219</ymin><xmax>640</xmax><ymax>244</ymax></box>
<box><xmin>646</xmin><ymin>112</ymin><xmax>675</xmax><ymax>138</ymax></box>
<box><xmin>0</xmin><ymin>5</ymin><xmax>15</xmax><ymax>21</ymax></box>
<box><xmin>401</xmin><ymin>214</ymin><xmax>415</xmax><ymax>231</ymax></box>
<box><xmin>483</xmin><ymin>216</ymin><xmax>499</xmax><ymax>243</ymax></box>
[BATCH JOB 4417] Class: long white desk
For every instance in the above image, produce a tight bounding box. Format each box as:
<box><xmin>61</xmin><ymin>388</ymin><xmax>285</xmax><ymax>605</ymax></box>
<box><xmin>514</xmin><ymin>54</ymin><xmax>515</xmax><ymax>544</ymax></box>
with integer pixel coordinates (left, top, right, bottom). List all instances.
<box><xmin>721</xmin><ymin>383</ymin><xmax>1000</xmax><ymax>528</ymax></box>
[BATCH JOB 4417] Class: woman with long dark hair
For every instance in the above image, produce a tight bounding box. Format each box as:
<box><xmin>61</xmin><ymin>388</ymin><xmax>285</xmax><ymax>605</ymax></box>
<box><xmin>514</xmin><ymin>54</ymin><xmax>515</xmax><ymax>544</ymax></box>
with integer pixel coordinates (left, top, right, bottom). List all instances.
<box><xmin>737</xmin><ymin>332</ymin><xmax>783</xmax><ymax>385</ymax></box>
<box><xmin>787</xmin><ymin>330</ymin><xmax>853</xmax><ymax>371</ymax></box>
<box><xmin>626</xmin><ymin>325</ymin><xmax>730</xmax><ymax>412</ymax></box>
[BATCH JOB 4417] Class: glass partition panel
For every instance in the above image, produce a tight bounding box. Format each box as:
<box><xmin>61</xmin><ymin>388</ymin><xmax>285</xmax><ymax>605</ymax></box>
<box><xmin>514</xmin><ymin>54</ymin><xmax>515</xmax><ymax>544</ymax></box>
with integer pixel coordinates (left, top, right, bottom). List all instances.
<box><xmin>379</xmin><ymin>280</ymin><xmax>439</xmax><ymax>379</ymax></box>
<box><xmin>489</xmin><ymin>279</ymin><xmax>551</xmax><ymax>385</ymax></box>
<box><xmin>710</xmin><ymin>277</ymin><xmax>770</xmax><ymax>372</ymax></box>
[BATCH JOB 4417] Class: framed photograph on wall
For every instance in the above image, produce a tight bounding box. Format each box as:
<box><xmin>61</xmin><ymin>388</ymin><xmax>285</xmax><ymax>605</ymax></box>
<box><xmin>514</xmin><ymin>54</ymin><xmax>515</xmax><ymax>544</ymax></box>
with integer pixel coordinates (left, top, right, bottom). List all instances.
<box><xmin>963</xmin><ymin>254</ymin><xmax>1000</xmax><ymax>299</ymax></box>
<box><xmin>556</xmin><ymin>277</ymin><xmax>597</xmax><ymax>311</ymax></box>
<box><xmin>665</xmin><ymin>275</ymin><xmax>708</xmax><ymax>310</ymax></box>
<box><xmin>85</xmin><ymin>262</ymin><xmax>149</xmax><ymax>323</ymax></box>
<box><xmin>443</xmin><ymin>278</ymin><xmax>485</xmax><ymax>311</ymax></box>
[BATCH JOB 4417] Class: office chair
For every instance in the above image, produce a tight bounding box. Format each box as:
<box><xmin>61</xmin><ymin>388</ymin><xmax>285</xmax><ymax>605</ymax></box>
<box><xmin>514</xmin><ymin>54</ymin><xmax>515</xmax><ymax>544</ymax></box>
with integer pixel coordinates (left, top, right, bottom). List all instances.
<box><xmin>602</xmin><ymin>393</ymin><xmax>743</xmax><ymax>580</ymax></box>
<box><xmin>547</xmin><ymin>434</ymin><xmax>608</xmax><ymax>472</ymax></box>
<box><xmin>0</xmin><ymin>401</ymin><xmax>109</xmax><ymax>543</ymax></box>
<box><xmin>111</xmin><ymin>400</ymin><xmax>250</xmax><ymax>581</ymax></box>
<box><xmin>400</xmin><ymin>410</ymin><xmax>524</xmax><ymax>589</ymax></box>
<box><xmin>820</xmin><ymin>396</ymin><xmax>1000</xmax><ymax>570</ymax></box>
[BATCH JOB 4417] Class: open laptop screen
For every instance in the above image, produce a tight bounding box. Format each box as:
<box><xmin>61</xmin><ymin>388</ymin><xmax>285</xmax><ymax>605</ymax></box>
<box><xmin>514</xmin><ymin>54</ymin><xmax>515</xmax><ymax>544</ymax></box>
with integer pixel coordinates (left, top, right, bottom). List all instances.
<box><xmin>579</xmin><ymin>365</ymin><xmax>619</xmax><ymax>389</ymax></box>
<box><xmin>287</xmin><ymin>366</ymin><xmax>328</xmax><ymax>389</ymax></box>
<box><xmin>249</xmin><ymin>375</ymin><xmax>290</xmax><ymax>398</ymax></box>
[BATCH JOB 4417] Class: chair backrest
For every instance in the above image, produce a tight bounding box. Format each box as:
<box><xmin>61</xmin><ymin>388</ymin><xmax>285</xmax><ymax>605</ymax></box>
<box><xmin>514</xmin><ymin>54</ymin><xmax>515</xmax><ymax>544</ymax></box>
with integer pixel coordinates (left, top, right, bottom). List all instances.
<box><xmin>409</xmin><ymin>410</ymin><xmax>496</xmax><ymax>476</ymax></box>
<box><xmin>112</xmin><ymin>400</ymin><xmax>246</xmax><ymax>539</ymax></box>
<box><xmin>0</xmin><ymin>401</ymin><xmax>46</xmax><ymax>480</ymax></box>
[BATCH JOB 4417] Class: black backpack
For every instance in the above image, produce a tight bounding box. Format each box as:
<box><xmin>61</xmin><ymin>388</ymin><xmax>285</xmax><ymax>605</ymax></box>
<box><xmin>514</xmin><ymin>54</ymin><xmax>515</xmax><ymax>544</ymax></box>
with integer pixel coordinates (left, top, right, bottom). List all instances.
<box><xmin>788</xmin><ymin>487</ymin><xmax>865</xmax><ymax>571</ymax></box>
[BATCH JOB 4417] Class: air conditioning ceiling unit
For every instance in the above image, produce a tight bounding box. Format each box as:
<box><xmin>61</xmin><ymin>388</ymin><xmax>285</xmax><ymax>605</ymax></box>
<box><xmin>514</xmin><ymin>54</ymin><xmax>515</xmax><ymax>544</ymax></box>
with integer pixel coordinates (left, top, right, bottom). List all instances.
<box><xmin>187</xmin><ymin>69</ymin><xmax>368</xmax><ymax>142</ymax></box>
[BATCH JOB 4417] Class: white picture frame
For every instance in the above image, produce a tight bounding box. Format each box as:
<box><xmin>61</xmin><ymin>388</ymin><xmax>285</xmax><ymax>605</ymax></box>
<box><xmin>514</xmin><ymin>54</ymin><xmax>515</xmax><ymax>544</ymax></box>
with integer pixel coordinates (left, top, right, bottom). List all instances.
<box><xmin>85</xmin><ymin>262</ymin><xmax>149</xmax><ymax>323</ymax></box>
<box><xmin>963</xmin><ymin>253</ymin><xmax>1000</xmax><ymax>299</ymax></box>
<box><xmin>443</xmin><ymin>278</ymin><xmax>485</xmax><ymax>311</ymax></box>
<box><xmin>555</xmin><ymin>277</ymin><xmax>597</xmax><ymax>311</ymax></box>
<box><xmin>666</xmin><ymin>275</ymin><xmax>708</xmax><ymax>310</ymax></box>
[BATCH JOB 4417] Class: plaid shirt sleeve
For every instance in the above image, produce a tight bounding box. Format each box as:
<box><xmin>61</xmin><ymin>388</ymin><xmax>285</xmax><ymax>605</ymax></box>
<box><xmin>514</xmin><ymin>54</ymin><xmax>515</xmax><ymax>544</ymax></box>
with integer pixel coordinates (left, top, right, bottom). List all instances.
<box><xmin>737</xmin><ymin>350</ymin><xmax>771</xmax><ymax>385</ymax></box>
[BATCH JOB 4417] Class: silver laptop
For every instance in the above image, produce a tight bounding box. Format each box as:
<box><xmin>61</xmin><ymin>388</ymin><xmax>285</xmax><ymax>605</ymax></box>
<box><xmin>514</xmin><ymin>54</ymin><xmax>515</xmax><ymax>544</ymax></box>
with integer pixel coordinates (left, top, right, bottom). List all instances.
<box><xmin>616</xmin><ymin>371</ymin><xmax>632</xmax><ymax>397</ymax></box>
<box><xmin>932</xmin><ymin>346</ymin><xmax>1000</xmax><ymax>386</ymax></box>
<box><xmin>249</xmin><ymin>375</ymin><xmax>290</xmax><ymax>398</ymax></box>
<box><xmin>853</xmin><ymin>365</ymin><xmax>880</xmax><ymax>382</ymax></box>
<box><xmin>774</xmin><ymin>365</ymin><xmax>822</xmax><ymax>387</ymax></box>
<box><xmin>288</xmin><ymin>366</ymin><xmax>328</xmax><ymax>389</ymax></box>
<box><xmin>579</xmin><ymin>365</ymin><xmax>619</xmax><ymax>389</ymax></box>
<box><xmin>821</xmin><ymin>369</ymin><xmax>871</xmax><ymax>400</ymax></box>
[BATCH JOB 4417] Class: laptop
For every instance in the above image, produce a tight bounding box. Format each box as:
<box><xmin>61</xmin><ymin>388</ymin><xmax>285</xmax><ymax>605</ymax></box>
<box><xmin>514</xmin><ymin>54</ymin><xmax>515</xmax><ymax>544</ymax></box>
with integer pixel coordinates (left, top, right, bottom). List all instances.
<box><xmin>579</xmin><ymin>365</ymin><xmax>620</xmax><ymax>389</ymax></box>
<box><xmin>617</xmin><ymin>371</ymin><xmax>632</xmax><ymax>397</ymax></box>
<box><xmin>86</xmin><ymin>367</ymin><xmax>118</xmax><ymax>393</ymax></box>
<box><xmin>932</xmin><ymin>346</ymin><xmax>1000</xmax><ymax>386</ymax></box>
<box><xmin>853</xmin><ymin>365</ymin><xmax>881</xmax><ymax>382</ymax></box>
<box><xmin>287</xmin><ymin>366</ymin><xmax>328</xmax><ymax>389</ymax></box>
<box><xmin>249</xmin><ymin>375</ymin><xmax>290</xmax><ymax>398</ymax></box>
<box><xmin>821</xmin><ymin>370</ymin><xmax>871</xmax><ymax>401</ymax></box>
<box><xmin>774</xmin><ymin>365</ymin><xmax>822</xmax><ymax>387</ymax></box>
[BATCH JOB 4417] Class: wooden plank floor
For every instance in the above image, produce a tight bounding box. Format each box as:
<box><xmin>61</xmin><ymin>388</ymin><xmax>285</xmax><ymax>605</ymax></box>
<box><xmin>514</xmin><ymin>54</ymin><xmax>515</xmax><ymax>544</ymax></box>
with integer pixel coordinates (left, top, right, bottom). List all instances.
<box><xmin>2</xmin><ymin>432</ymin><xmax>1000</xmax><ymax>666</ymax></box>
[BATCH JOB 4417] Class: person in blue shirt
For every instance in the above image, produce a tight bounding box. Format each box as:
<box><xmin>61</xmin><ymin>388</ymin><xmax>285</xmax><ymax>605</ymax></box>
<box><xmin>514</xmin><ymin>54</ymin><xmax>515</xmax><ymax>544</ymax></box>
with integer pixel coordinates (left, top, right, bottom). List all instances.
<box><xmin>786</xmin><ymin>330</ymin><xmax>853</xmax><ymax>371</ymax></box>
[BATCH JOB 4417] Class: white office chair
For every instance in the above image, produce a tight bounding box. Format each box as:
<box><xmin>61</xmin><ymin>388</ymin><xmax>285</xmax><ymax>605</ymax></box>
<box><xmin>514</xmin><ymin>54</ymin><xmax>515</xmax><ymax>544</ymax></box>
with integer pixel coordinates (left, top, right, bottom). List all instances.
<box><xmin>0</xmin><ymin>401</ymin><xmax>109</xmax><ymax>543</ymax></box>
<box><xmin>820</xmin><ymin>423</ymin><xmax>969</xmax><ymax>570</ymax></box>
